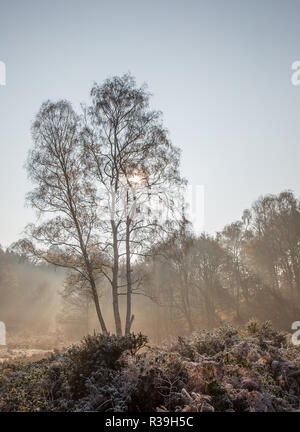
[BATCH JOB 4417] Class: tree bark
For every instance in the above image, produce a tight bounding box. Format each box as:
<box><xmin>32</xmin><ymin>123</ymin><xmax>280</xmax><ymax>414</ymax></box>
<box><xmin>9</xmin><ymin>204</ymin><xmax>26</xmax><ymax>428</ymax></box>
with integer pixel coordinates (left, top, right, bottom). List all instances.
<box><xmin>125</xmin><ymin>216</ymin><xmax>133</xmax><ymax>335</ymax></box>
<box><xmin>65</xmin><ymin>171</ymin><xmax>108</xmax><ymax>335</ymax></box>
<box><xmin>111</xmin><ymin>219</ymin><xmax>122</xmax><ymax>336</ymax></box>
<box><xmin>90</xmin><ymin>277</ymin><xmax>108</xmax><ymax>334</ymax></box>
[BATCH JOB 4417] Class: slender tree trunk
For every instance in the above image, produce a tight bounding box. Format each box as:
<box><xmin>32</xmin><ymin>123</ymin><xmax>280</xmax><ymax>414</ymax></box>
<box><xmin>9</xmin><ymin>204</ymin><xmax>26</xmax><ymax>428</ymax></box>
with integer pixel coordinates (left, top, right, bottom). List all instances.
<box><xmin>183</xmin><ymin>271</ymin><xmax>193</xmax><ymax>333</ymax></box>
<box><xmin>81</xmin><ymin>251</ymin><xmax>107</xmax><ymax>334</ymax></box>
<box><xmin>90</xmin><ymin>277</ymin><xmax>108</xmax><ymax>334</ymax></box>
<box><xmin>111</xmin><ymin>220</ymin><xmax>122</xmax><ymax>336</ymax></box>
<box><xmin>184</xmin><ymin>310</ymin><xmax>194</xmax><ymax>334</ymax></box>
<box><xmin>68</xmin><ymin>197</ymin><xmax>108</xmax><ymax>334</ymax></box>
<box><xmin>86</xmin><ymin>295</ymin><xmax>89</xmax><ymax>335</ymax></box>
<box><xmin>125</xmin><ymin>216</ymin><xmax>133</xmax><ymax>335</ymax></box>
<box><xmin>235</xmin><ymin>265</ymin><xmax>242</xmax><ymax>321</ymax></box>
<box><xmin>291</xmin><ymin>252</ymin><xmax>300</xmax><ymax>297</ymax></box>
<box><xmin>180</xmin><ymin>283</ymin><xmax>193</xmax><ymax>333</ymax></box>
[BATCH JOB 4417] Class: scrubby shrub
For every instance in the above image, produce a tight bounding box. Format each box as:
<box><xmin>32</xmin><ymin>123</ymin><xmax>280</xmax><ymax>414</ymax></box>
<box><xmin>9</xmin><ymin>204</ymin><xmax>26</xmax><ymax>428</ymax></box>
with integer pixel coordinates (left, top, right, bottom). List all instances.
<box><xmin>66</xmin><ymin>333</ymin><xmax>147</xmax><ymax>399</ymax></box>
<box><xmin>245</xmin><ymin>319</ymin><xmax>287</xmax><ymax>348</ymax></box>
<box><xmin>175</xmin><ymin>325</ymin><xmax>238</xmax><ymax>359</ymax></box>
<box><xmin>246</xmin><ymin>318</ymin><xmax>261</xmax><ymax>335</ymax></box>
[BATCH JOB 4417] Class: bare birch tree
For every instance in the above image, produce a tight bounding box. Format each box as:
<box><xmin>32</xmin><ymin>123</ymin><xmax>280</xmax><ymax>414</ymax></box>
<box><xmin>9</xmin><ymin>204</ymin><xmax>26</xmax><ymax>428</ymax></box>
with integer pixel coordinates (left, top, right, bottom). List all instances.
<box><xmin>14</xmin><ymin>100</ymin><xmax>108</xmax><ymax>333</ymax></box>
<box><xmin>82</xmin><ymin>74</ymin><xmax>183</xmax><ymax>335</ymax></box>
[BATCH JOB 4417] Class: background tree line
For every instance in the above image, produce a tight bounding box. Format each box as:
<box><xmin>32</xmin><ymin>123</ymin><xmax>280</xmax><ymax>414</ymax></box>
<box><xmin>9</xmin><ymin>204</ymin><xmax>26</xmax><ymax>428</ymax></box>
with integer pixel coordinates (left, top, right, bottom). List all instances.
<box><xmin>141</xmin><ymin>190</ymin><xmax>300</xmax><ymax>338</ymax></box>
<box><xmin>0</xmin><ymin>247</ymin><xmax>61</xmax><ymax>333</ymax></box>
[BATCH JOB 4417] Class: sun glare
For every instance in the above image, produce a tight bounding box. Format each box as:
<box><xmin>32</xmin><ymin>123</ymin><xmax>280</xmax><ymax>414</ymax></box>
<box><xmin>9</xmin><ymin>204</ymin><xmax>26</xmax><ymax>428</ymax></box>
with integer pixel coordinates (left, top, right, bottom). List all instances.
<box><xmin>128</xmin><ymin>173</ymin><xmax>143</xmax><ymax>185</ymax></box>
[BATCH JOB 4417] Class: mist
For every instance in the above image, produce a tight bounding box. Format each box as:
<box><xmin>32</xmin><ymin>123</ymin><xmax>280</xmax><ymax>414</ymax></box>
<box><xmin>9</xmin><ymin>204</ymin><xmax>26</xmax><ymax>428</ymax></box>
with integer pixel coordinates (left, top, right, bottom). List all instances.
<box><xmin>2</xmin><ymin>188</ymin><xmax>300</xmax><ymax>352</ymax></box>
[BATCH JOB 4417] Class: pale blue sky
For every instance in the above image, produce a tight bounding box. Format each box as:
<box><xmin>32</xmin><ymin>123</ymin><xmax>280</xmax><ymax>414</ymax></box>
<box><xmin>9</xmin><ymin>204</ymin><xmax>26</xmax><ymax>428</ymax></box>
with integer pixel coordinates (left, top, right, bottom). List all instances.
<box><xmin>1</xmin><ymin>0</ymin><xmax>300</xmax><ymax>246</ymax></box>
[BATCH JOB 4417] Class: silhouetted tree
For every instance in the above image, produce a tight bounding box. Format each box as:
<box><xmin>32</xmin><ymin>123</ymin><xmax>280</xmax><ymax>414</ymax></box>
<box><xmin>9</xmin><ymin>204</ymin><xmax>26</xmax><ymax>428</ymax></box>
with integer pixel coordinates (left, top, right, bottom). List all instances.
<box><xmin>82</xmin><ymin>74</ymin><xmax>183</xmax><ymax>335</ymax></box>
<box><xmin>14</xmin><ymin>101</ymin><xmax>108</xmax><ymax>333</ymax></box>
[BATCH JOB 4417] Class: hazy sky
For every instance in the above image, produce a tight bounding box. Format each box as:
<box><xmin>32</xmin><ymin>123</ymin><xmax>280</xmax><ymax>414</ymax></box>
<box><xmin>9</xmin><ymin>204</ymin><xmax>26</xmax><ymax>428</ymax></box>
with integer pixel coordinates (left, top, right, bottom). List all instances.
<box><xmin>1</xmin><ymin>0</ymin><xmax>300</xmax><ymax>247</ymax></box>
